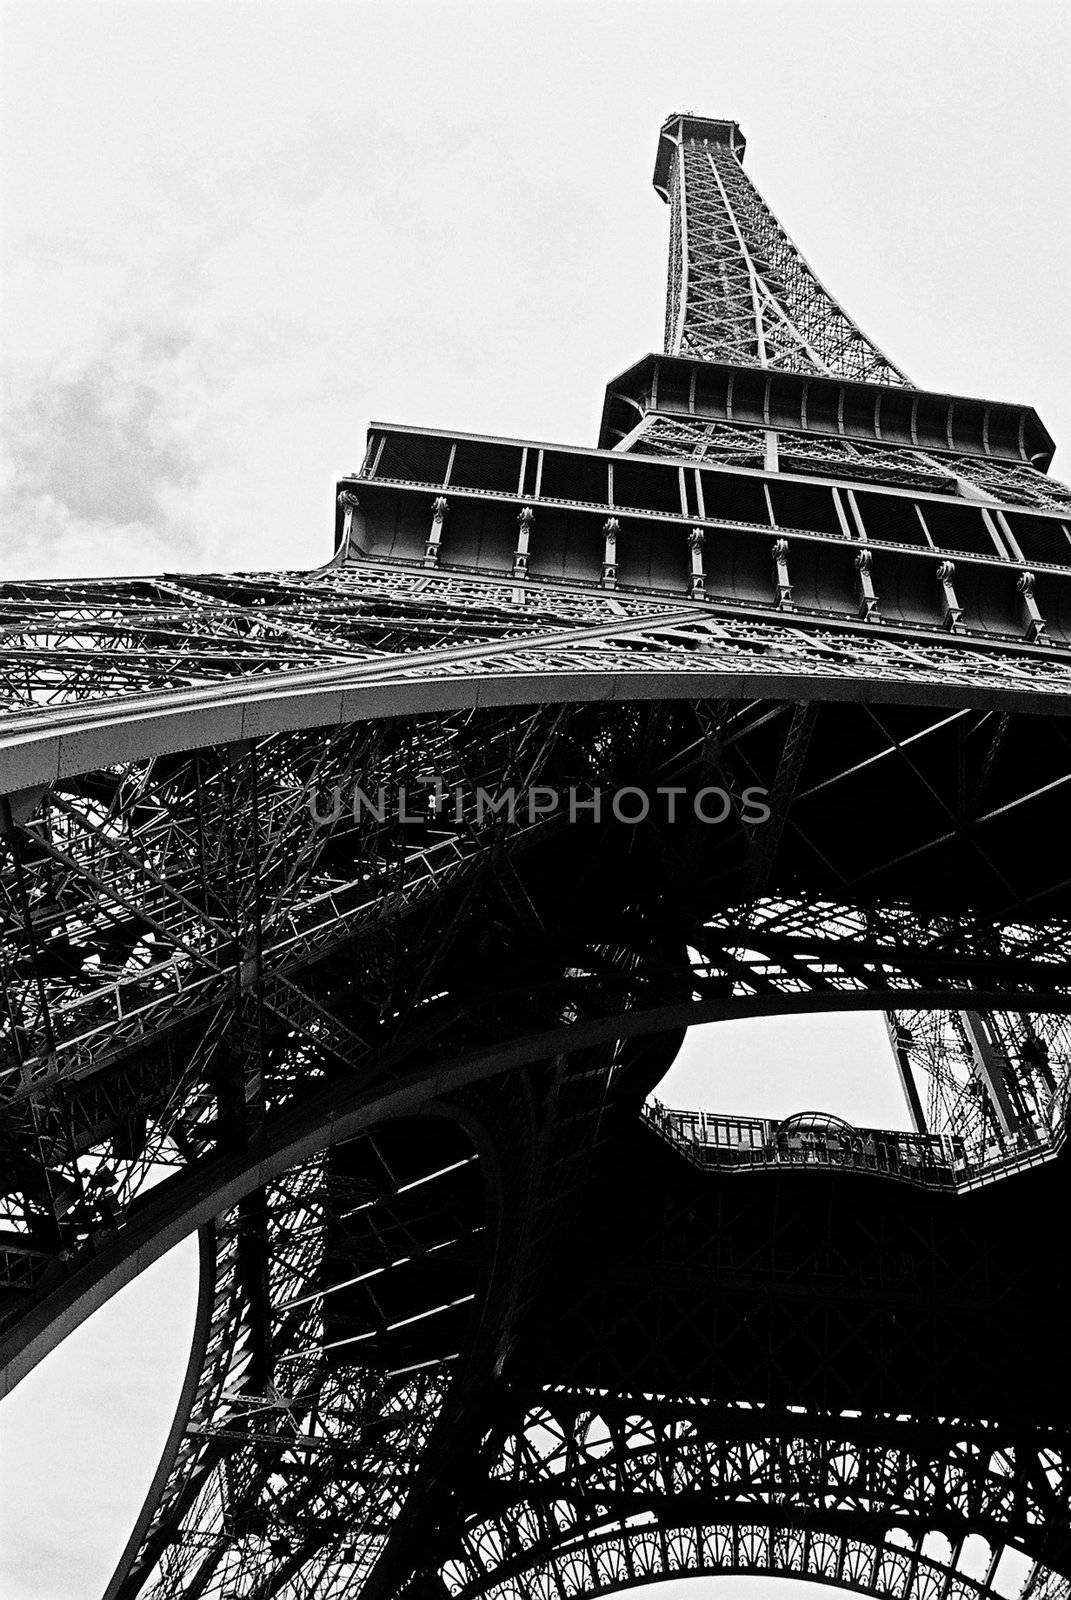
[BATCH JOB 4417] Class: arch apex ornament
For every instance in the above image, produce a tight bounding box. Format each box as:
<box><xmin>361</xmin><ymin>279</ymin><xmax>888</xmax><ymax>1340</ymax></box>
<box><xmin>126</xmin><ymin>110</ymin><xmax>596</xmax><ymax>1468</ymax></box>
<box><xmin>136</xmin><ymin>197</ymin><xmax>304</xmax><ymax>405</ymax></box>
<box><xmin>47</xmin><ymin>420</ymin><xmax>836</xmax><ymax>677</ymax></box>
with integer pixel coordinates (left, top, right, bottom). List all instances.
<box><xmin>1</xmin><ymin>110</ymin><xmax>1070</xmax><ymax>1600</ymax></box>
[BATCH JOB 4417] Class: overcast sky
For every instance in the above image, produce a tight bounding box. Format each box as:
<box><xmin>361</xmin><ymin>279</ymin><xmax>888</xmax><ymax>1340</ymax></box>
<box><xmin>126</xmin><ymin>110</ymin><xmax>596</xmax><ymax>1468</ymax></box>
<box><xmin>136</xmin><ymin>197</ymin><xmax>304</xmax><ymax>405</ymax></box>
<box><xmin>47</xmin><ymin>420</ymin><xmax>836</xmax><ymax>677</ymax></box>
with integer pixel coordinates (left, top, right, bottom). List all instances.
<box><xmin>1</xmin><ymin>2</ymin><xmax>1067</xmax><ymax>1597</ymax></box>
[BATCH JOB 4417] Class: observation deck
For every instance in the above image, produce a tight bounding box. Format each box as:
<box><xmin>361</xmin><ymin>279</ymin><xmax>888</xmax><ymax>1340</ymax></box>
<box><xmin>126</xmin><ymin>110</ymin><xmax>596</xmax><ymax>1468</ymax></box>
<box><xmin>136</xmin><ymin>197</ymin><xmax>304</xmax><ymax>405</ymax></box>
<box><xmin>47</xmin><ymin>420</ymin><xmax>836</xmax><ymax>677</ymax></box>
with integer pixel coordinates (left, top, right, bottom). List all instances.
<box><xmin>643</xmin><ymin>1094</ymin><xmax>1071</xmax><ymax>1192</ymax></box>
<box><xmin>341</xmin><ymin>416</ymin><xmax>1071</xmax><ymax>651</ymax></box>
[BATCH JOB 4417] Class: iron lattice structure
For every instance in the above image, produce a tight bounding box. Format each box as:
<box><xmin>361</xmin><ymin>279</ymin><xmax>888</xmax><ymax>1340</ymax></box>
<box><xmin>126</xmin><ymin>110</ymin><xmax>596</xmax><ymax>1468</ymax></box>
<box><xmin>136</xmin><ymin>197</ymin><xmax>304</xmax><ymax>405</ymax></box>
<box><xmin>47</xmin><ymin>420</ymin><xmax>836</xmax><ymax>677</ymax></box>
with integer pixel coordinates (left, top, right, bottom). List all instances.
<box><xmin>1</xmin><ymin>112</ymin><xmax>1070</xmax><ymax>1600</ymax></box>
<box><xmin>655</xmin><ymin>114</ymin><xmax>909</xmax><ymax>383</ymax></box>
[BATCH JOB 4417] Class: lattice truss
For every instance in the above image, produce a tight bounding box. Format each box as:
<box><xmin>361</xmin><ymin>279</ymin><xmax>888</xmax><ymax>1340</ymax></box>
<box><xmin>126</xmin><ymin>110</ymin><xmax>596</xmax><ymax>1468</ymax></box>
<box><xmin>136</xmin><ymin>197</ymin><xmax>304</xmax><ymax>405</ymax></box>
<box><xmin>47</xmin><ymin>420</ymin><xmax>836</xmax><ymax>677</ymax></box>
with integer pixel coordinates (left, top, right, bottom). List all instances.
<box><xmin>127</xmin><ymin>1144</ymin><xmax>472</xmax><ymax>1600</ymax></box>
<box><xmin>2</xmin><ymin>689</ymin><xmax>1070</xmax><ymax>1600</ymax></box>
<box><xmin>649</xmin><ymin>124</ymin><xmax>1071</xmax><ymax>513</ymax></box>
<box><xmin>633</xmin><ymin>416</ymin><xmax>1071</xmax><ymax>510</ymax></box>
<box><xmin>662</xmin><ymin>125</ymin><xmax>908</xmax><ymax>383</ymax></box>
<box><xmin>2</xmin><ymin>685</ymin><xmax>1071</xmax><ymax>1599</ymax></box>
<box><xmin>0</xmin><ymin>569</ymin><xmax>690</xmax><ymax>716</ymax></box>
<box><xmin>2</xmin><ymin>694</ymin><xmax>1071</xmax><ymax>1239</ymax></box>
<box><xmin>941</xmin><ymin>459</ymin><xmax>1071</xmax><ymax>514</ymax></box>
<box><xmin>0</xmin><ymin>706</ymin><xmax>574</xmax><ymax>1246</ymax></box>
<box><xmin>890</xmin><ymin>1010</ymin><xmax>1071</xmax><ymax>1166</ymax></box>
<box><xmin>4</xmin><ymin>545</ymin><xmax>1071</xmax><ymax>1600</ymax></box>
<box><xmin>118</xmin><ymin>938</ymin><xmax>623</xmax><ymax>1600</ymax></box>
<box><xmin>436</xmin><ymin>1392</ymin><xmax>1070</xmax><ymax>1600</ymax></box>
<box><xmin>5</xmin><ymin>692</ymin><xmax>1071</xmax><ymax>1175</ymax></box>
<box><xmin>0</xmin><ymin>716</ymin><xmax>1052</xmax><ymax>1241</ymax></box>
<box><xmin>6</xmin><ymin>567</ymin><xmax>1071</xmax><ymax>729</ymax></box>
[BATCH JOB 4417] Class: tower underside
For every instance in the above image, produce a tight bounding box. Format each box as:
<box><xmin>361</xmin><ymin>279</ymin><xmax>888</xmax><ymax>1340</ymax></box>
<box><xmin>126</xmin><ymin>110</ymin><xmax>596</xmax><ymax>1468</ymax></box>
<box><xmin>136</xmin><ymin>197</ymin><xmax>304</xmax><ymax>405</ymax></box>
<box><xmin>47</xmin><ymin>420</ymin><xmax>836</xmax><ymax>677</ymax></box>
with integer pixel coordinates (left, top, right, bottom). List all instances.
<box><xmin>0</xmin><ymin>112</ymin><xmax>1068</xmax><ymax>1600</ymax></box>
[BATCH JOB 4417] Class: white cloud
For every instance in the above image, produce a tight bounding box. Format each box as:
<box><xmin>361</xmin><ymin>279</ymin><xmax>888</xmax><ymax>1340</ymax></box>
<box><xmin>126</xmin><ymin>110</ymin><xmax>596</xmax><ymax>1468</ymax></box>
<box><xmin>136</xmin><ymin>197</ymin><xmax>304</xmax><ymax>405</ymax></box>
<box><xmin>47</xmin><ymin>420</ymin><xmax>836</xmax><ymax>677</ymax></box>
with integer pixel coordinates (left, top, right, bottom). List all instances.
<box><xmin>2</xmin><ymin>325</ymin><xmax>204</xmax><ymax>574</ymax></box>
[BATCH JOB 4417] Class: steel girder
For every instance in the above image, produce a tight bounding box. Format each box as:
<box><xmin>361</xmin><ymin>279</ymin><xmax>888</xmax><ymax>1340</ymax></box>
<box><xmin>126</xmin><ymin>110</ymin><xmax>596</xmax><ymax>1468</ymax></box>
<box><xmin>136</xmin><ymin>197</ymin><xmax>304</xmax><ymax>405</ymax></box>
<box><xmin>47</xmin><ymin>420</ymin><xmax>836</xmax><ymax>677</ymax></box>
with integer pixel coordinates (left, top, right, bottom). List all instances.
<box><xmin>632</xmin><ymin>416</ymin><xmax>1071</xmax><ymax>513</ymax></box>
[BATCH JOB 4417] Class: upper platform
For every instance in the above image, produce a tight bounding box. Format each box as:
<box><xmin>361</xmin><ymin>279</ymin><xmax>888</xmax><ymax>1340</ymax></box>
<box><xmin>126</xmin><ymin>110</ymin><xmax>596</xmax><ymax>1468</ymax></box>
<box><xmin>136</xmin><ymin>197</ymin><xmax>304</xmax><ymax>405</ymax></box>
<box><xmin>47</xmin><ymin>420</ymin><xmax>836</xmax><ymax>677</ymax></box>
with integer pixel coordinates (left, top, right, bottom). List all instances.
<box><xmin>599</xmin><ymin>351</ymin><xmax>1057</xmax><ymax>467</ymax></box>
<box><xmin>653</xmin><ymin>112</ymin><xmax>746</xmax><ymax>200</ymax></box>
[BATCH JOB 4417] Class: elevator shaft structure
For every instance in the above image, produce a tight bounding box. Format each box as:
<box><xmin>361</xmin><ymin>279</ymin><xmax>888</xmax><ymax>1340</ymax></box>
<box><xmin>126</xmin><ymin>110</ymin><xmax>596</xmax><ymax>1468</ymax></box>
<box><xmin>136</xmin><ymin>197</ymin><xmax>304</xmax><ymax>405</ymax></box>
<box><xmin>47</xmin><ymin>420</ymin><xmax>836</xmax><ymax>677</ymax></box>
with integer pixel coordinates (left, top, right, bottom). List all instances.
<box><xmin>0</xmin><ymin>113</ymin><xmax>1069</xmax><ymax>1600</ymax></box>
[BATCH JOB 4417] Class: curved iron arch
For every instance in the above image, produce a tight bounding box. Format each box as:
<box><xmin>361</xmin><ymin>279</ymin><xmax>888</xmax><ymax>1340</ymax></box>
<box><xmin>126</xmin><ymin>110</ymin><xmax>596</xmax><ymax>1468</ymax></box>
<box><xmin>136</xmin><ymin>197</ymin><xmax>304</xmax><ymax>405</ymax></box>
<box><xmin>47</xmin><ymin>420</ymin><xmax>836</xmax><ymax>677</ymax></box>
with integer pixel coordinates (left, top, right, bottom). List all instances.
<box><xmin>6</xmin><ymin>634</ymin><xmax>1071</xmax><ymax>796</ymax></box>
<box><xmin>106</xmin><ymin>1093</ymin><xmax>521</xmax><ymax>1600</ymax></box>
<box><xmin>6</xmin><ymin>967</ymin><xmax>1071</xmax><ymax>1403</ymax></box>
<box><xmin>428</xmin><ymin>1392</ymin><xmax>1069</xmax><ymax>1600</ymax></box>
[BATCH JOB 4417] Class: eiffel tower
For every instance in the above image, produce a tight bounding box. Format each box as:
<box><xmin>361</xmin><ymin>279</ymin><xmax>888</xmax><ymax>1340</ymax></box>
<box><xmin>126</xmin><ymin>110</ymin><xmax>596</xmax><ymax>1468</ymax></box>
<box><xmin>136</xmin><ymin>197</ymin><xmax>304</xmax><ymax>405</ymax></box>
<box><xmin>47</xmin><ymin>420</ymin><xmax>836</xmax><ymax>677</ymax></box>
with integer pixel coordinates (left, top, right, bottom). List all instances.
<box><xmin>1</xmin><ymin>111</ymin><xmax>1069</xmax><ymax>1600</ymax></box>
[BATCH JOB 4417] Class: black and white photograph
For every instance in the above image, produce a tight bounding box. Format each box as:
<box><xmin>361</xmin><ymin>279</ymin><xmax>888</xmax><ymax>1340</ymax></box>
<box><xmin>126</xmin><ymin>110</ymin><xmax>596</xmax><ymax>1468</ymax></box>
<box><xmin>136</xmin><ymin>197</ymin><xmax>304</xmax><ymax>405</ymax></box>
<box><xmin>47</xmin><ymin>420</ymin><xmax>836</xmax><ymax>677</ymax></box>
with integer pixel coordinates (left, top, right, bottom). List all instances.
<box><xmin>0</xmin><ymin>4</ymin><xmax>1068</xmax><ymax>1600</ymax></box>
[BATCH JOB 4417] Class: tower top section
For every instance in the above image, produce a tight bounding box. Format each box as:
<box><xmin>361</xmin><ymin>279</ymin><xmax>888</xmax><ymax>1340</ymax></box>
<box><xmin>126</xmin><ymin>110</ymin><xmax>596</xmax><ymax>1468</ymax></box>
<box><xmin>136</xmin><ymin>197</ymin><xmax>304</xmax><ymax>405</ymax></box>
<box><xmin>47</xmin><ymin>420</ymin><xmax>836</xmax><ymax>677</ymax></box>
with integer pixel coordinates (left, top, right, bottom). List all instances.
<box><xmin>653</xmin><ymin>113</ymin><xmax>746</xmax><ymax>200</ymax></box>
<box><xmin>654</xmin><ymin>109</ymin><xmax>908</xmax><ymax>385</ymax></box>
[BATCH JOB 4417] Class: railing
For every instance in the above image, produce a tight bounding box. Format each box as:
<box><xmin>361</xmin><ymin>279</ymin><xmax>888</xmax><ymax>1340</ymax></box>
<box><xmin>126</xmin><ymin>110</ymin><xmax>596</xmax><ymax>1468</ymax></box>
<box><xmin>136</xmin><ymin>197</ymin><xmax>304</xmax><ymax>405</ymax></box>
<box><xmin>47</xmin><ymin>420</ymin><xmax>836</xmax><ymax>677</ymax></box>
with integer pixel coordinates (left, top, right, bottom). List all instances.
<box><xmin>642</xmin><ymin>1100</ymin><xmax>1067</xmax><ymax>1192</ymax></box>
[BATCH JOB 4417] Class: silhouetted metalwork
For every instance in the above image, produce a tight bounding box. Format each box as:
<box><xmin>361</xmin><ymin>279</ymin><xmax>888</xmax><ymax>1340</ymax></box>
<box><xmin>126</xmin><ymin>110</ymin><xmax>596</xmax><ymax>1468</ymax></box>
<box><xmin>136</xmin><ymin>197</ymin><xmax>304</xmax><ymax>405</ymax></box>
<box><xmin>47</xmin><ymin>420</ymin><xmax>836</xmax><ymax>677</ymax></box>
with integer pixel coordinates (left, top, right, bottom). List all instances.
<box><xmin>1</xmin><ymin>113</ymin><xmax>1069</xmax><ymax>1600</ymax></box>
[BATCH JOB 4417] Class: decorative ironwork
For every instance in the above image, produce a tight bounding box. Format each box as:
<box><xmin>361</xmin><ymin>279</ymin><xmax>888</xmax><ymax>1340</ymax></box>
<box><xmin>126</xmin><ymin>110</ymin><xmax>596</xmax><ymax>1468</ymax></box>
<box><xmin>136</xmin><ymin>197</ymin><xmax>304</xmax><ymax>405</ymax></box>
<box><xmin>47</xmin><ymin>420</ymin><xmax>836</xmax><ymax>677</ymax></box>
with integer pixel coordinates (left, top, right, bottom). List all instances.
<box><xmin>435</xmin><ymin>1393</ymin><xmax>1069</xmax><ymax>1600</ymax></box>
